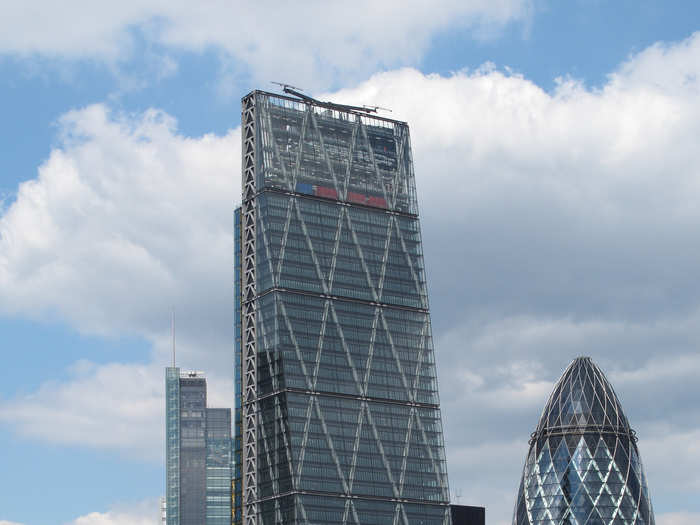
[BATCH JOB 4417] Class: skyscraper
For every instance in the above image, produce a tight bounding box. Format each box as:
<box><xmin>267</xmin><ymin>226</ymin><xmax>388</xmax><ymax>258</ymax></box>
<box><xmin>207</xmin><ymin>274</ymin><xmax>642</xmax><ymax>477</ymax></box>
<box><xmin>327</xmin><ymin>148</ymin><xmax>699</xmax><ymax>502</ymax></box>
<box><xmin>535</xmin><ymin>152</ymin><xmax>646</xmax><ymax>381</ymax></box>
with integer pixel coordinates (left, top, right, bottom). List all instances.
<box><xmin>234</xmin><ymin>89</ymin><xmax>452</xmax><ymax>525</ymax></box>
<box><xmin>166</xmin><ymin>368</ymin><xmax>232</xmax><ymax>525</ymax></box>
<box><xmin>207</xmin><ymin>408</ymin><xmax>233</xmax><ymax>525</ymax></box>
<box><xmin>513</xmin><ymin>357</ymin><xmax>655</xmax><ymax>525</ymax></box>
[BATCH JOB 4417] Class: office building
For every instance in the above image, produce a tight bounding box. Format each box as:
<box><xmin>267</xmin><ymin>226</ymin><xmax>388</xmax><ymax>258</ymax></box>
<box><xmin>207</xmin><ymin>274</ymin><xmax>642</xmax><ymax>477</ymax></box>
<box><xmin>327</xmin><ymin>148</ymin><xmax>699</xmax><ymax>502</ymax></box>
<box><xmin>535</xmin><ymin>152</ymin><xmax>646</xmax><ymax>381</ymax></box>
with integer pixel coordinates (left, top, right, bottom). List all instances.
<box><xmin>207</xmin><ymin>408</ymin><xmax>233</xmax><ymax>524</ymax></box>
<box><xmin>513</xmin><ymin>357</ymin><xmax>655</xmax><ymax>525</ymax></box>
<box><xmin>450</xmin><ymin>505</ymin><xmax>485</xmax><ymax>525</ymax></box>
<box><xmin>166</xmin><ymin>368</ymin><xmax>232</xmax><ymax>525</ymax></box>
<box><xmin>234</xmin><ymin>89</ymin><xmax>452</xmax><ymax>525</ymax></box>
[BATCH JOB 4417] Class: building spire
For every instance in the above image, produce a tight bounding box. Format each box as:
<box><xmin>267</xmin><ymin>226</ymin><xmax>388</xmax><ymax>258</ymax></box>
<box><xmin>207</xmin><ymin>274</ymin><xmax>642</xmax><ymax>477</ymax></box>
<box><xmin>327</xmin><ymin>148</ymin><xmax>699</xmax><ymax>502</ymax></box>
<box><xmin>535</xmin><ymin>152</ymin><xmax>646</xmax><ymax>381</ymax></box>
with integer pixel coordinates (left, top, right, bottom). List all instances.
<box><xmin>171</xmin><ymin>309</ymin><xmax>176</xmax><ymax>368</ymax></box>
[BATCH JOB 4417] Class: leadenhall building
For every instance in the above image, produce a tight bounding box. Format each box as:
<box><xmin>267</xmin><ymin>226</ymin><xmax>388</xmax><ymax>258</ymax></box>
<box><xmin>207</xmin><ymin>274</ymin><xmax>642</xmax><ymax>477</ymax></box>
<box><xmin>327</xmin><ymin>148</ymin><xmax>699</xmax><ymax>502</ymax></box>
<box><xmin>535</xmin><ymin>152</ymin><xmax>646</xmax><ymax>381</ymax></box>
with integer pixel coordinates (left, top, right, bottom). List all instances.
<box><xmin>234</xmin><ymin>89</ymin><xmax>453</xmax><ymax>525</ymax></box>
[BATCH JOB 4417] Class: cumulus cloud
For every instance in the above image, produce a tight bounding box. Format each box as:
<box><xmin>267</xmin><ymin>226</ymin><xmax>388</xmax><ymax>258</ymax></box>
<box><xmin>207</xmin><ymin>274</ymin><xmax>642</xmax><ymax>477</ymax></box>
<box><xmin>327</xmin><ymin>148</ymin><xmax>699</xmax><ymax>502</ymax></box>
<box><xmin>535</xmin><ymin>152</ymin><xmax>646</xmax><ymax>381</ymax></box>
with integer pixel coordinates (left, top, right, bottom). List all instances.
<box><xmin>71</xmin><ymin>514</ymin><xmax>155</xmax><ymax>525</ymax></box>
<box><xmin>67</xmin><ymin>500</ymin><xmax>159</xmax><ymax>525</ymax></box>
<box><xmin>0</xmin><ymin>357</ymin><xmax>233</xmax><ymax>461</ymax></box>
<box><xmin>0</xmin><ymin>360</ymin><xmax>162</xmax><ymax>459</ymax></box>
<box><xmin>3</xmin><ymin>500</ymin><xmax>160</xmax><ymax>525</ymax></box>
<box><xmin>0</xmin><ymin>103</ymin><xmax>238</xmax><ymax>349</ymax></box>
<box><xmin>0</xmin><ymin>1</ymin><xmax>531</xmax><ymax>87</ymax></box>
<box><xmin>3</xmin><ymin>31</ymin><xmax>700</xmax><ymax>524</ymax></box>
<box><xmin>0</xmin><ymin>104</ymin><xmax>237</xmax><ymax>458</ymax></box>
<box><xmin>325</xmin><ymin>32</ymin><xmax>700</xmax><ymax>522</ymax></box>
<box><xmin>657</xmin><ymin>512</ymin><xmax>700</xmax><ymax>525</ymax></box>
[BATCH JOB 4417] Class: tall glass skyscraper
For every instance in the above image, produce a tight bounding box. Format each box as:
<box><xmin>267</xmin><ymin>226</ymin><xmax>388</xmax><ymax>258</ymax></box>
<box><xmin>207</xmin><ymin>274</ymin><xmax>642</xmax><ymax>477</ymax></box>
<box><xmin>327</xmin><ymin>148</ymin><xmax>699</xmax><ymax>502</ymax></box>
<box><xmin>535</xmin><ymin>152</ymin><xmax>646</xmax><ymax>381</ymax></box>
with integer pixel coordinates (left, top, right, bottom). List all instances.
<box><xmin>166</xmin><ymin>368</ymin><xmax>232</xmax><ymax>525</ymax></box>
<box><xmin>234</xmin><ymin>90</ymin><xmax>451</xmax><ymax>525</ymax></box>
<box><xmin>207</xmin><ymin>408</ymin><xmax>233</xmax><ymax>525</ymax></box>
<box><xmin>513</xmin><ymin>357</ymin><xmax>655</xmax><ymax>525</ymax></box>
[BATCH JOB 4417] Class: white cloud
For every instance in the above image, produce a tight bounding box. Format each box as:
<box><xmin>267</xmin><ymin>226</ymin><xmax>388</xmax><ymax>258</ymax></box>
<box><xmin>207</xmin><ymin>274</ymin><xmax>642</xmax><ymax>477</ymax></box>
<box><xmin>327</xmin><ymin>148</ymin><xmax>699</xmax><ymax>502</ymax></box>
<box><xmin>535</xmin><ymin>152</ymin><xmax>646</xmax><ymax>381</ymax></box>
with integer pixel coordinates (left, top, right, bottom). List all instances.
<box><xmin>71</xmin><ymin>514</ymin><xmax>155</xmax><ymax>525</ymax></box>
<box><xmin>0</xmin><ymin>104</ymin><xmax>237</xmax><ymax>458</ymax></box>
<box><xmin>0</xmin><ymin>352</ymin><xmax>234</xmax><ymax>459</ymax></box>
<box><xmin>326</xmin><ymin>32</ymin><xmax>700</xmax><ymax>523</ymax></box>
<box><xmin>0</xmin><ymin>1</ymin><xmax>531</xmax><ymax>88</ymax></box>
<box><xmin>0</xmin><ymin>104</ymin><xmax>239</xmax><ymax>347</ymax></box>
<box><xmin>642</xmin><ymin>427</ymin><xmax>700</xmax><ymax>495</ymax></box>
<box><xmin>657</xmin><ymin>512</ymin><xmax>700</xmax><ymax>525</ymax></box>
<box><xmin>7</xmin><ymin>499</ymin><xmax>174</xmax><ymax>525</ymax></box>
<box><xmin>67</xmin><ymin>500</ymin><xmax>159</xmax><ymax>525</ymax></box>
<box><xmin>3</xmin><ymin>31</ymin><xmax>700</xmax><ymax>524</ymax></box>
<box><xmin>0</xmin><ymin>360</ymin><xmax>163</xmax><ymax>460</ymax></box>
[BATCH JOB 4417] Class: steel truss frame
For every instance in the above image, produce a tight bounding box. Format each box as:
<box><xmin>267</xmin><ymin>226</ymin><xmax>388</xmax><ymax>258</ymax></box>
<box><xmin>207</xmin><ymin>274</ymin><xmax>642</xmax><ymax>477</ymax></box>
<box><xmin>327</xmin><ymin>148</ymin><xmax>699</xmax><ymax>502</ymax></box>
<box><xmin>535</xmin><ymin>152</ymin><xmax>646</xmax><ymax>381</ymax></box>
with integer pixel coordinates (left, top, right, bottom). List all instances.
<box><xmin>242</xmin><ymin>93</ymin><xmax>258</xmax><ymax>525</ymax></box>
<box><xmin>241</xmin><ymin>91</ymin><xmax>451</xmax><ymax>525</ymax></box>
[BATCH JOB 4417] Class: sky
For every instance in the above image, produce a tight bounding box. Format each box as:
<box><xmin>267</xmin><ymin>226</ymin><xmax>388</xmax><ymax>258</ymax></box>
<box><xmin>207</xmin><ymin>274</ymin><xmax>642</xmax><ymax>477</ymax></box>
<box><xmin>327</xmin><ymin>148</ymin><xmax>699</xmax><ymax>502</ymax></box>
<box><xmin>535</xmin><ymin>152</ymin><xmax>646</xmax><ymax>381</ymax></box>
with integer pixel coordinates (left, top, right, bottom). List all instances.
<box><xmin>1</xmin><ymin>1</ymin><xmax>700</xmax><ymax>524</ymax></box>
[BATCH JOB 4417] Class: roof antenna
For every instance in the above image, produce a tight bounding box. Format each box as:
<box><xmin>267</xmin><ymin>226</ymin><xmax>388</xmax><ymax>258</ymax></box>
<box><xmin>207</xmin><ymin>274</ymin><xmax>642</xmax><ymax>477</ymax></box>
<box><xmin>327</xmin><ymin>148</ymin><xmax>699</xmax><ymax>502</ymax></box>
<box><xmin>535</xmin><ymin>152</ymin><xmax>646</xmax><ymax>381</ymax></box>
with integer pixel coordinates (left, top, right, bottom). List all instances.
<box><xmin>363</xmin><ymin>105</ymin><xmax>393</xmax><ymax>114</ymax></box>
<box><xmin>271</xmin><ymin>81</ymin><xmax>304</xmax><ymax>92</ymax></box>
<box><xmin>171</xmin><ymin>309</ymin><xmax>176</xmax><ymax>368</ymax></box>
<box><xmin>270</xmin><ymin>81</ymin><xmax>380</xmax><ymax>114</ymax></box>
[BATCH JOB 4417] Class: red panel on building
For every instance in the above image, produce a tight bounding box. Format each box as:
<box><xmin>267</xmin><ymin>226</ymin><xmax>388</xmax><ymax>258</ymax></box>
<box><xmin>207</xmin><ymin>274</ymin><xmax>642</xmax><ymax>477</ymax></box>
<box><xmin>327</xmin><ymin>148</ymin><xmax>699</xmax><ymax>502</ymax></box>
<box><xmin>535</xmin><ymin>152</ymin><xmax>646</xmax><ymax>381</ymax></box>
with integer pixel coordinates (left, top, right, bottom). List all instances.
<box><xmin>315</xmin><ymin>186</ymin><xmax>338</xmax><ymax>199</ymax></box>
<box><xmin>367</xmin><ymin>196</ymin><xmax>387</xmax><ymax>209</ymax></box>
<box><xmin>347</xmin><ymin>192</ymin><xmax>367</xmax><ymax>204</ymax></box>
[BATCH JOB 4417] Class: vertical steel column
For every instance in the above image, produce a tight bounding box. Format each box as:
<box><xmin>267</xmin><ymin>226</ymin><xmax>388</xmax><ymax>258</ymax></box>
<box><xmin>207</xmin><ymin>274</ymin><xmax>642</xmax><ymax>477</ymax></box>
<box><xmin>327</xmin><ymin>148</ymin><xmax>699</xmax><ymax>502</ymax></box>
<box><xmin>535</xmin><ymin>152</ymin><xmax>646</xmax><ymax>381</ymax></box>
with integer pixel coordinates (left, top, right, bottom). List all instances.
<box><xmin>241</xmin><ymin>93</ymin><xmax>258</xmax><ymax>525</ymax></box>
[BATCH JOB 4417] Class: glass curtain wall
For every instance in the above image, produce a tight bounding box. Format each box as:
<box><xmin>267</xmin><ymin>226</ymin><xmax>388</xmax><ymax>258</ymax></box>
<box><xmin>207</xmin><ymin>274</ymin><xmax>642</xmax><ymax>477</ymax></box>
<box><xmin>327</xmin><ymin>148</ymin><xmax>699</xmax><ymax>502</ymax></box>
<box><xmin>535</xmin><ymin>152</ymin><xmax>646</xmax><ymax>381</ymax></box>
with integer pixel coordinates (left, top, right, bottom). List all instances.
<box><xmin>206</xmin><ymin>408</ymin><xmax>232</xmax><ymax>525</ymax></box>
<box><xmin>235</xmin><ymin>91</ymin><xmax>451</xmax><ymax>525</ymax></box>
<box><xmin>513</xmin><ymin>357</ymin><xmax>655</xmax><ymax>525</ymax></box>
<box><xmin>179</xmin><ymin>376</ymin><xmax>207</xmax><ymax>525</ymax></box>
<box><xmin>166</xmin><ymin>367</ymin><xmax>180</xmax><ymax>525</ymax></box>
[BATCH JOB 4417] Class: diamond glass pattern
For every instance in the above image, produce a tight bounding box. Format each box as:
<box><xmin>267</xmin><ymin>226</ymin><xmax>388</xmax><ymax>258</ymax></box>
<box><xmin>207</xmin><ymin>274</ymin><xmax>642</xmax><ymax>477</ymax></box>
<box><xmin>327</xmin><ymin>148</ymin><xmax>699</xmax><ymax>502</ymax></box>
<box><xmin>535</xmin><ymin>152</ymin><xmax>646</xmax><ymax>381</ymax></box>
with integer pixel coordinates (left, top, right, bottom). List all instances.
<box><xmin>513</xmin><ymin>357</ymin><xmax>655</xmax><ymax>525</ymax></box>
<box><xmin>235</xmin><ymin>92</ymin><xmax>451</xmax><ymax>525</ymax></box>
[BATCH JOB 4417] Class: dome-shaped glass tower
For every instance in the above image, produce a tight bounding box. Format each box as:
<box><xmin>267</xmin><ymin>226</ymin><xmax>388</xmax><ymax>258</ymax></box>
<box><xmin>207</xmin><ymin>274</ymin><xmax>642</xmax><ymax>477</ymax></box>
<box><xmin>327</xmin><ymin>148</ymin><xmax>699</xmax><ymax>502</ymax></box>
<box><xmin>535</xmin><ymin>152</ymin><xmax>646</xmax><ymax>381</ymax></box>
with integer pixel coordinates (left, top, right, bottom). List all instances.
<box><xmin>513</xmin><ymin>357</ymin><xmax>655</xmax><ymax>525</ymax></box>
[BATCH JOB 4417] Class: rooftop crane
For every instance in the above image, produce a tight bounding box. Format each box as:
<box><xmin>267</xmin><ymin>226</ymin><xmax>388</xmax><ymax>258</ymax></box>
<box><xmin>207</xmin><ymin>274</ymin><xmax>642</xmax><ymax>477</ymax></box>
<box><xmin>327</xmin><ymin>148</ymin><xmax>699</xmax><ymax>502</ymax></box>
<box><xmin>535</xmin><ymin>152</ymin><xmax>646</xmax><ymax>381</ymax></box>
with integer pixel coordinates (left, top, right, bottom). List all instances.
<box><xmin>270</xmin><ymin>81</ymin><xmax>391</xmax><ymax>115</ymax></box>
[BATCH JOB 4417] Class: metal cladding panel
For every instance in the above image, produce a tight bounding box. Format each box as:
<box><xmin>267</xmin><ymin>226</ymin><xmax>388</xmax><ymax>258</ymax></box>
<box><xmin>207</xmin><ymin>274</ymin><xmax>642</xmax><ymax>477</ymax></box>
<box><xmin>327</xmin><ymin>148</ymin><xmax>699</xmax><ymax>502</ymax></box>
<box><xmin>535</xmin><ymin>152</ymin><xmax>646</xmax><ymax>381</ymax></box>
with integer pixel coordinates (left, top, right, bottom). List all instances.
<box><xmin>238</xmin><ymin>91</ymin><xmax>451</xmax><ymax>525</ymax></box>
<box><xmin>513</xmin><ymin>357</ymin><xmax>655</xmax><ymax>525</ymax></box>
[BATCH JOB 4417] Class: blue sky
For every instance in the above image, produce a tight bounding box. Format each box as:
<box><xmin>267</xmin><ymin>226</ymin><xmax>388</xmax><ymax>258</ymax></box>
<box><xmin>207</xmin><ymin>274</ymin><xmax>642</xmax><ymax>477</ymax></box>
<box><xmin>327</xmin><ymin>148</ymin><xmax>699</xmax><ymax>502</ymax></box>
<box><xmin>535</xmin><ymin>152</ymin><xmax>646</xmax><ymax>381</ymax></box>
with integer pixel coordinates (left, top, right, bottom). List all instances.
<box><xmin>2</xmin><ymin>2</ymin><xmax>700</xmax><ymax>525</ymax></box>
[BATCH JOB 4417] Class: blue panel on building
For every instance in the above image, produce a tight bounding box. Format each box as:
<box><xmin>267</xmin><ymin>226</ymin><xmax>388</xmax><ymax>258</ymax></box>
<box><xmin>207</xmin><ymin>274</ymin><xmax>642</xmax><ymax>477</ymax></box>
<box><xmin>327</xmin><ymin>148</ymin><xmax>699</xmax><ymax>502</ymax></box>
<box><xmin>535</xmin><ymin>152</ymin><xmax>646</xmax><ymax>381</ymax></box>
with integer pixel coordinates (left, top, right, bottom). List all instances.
<box><xmin>295</xmin><ymin>182</ymin><xmax>314</xmax><ymax>195</ymax></box>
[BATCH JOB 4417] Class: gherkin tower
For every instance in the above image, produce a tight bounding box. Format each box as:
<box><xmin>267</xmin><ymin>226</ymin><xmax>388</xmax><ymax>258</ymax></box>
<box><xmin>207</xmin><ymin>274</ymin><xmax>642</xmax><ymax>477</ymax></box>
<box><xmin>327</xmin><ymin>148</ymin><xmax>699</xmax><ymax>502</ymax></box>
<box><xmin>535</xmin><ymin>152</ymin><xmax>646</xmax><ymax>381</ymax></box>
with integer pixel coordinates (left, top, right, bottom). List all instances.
<box><xmin>234</xmin><ymin>90</ymin><xmax>451</xmax><ymax>525</ymax></box>
<box><xmin>513</xmin><ymin>357</ymin><xmax>655</xmax><ymax>525</ymax></box>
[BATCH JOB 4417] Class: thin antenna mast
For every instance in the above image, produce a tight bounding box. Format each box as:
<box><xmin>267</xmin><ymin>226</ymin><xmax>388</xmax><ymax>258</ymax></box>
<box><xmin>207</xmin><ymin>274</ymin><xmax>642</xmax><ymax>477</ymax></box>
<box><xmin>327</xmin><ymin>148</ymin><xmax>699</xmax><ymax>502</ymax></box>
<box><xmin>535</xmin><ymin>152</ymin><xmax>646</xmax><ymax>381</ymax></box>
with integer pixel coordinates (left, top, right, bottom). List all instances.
<box><xmin>171</xmin><ymin>309</ymin><xmax>176</xmax><ymax>368</ymax></box>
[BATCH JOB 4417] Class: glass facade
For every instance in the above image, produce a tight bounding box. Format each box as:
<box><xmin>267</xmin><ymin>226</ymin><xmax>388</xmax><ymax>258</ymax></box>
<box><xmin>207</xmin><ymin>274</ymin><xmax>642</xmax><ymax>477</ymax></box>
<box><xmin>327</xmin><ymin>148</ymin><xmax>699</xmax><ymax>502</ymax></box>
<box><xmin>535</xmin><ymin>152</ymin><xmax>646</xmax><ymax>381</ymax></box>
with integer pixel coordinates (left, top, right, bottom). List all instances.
<box><xmin>180</xmin><ymin>374</ymin><xmax>207</xmax><ymax>525</ymax></box>
<box><xmin>166</xmin><ymin>368</ymin><xmax>181</xmax><ymax>525</ymax></box>
<box><xmin>513</xmin><ymin>357</ymin><xmax>655</xmax><ymax>525</ymax></box>
<box><xmin>165</xmin><ymin>369</ymin><xmax>232</xmax><ymax>525</ymax></box>
<box><xmin>207</xmin><ymin>408</ymin><xmax>233</xmax><ymax>525</ymax></box>
<box><xmin>235</xmin><ymin>91</ymin><xmax>451</xmax><ymax>525</ymax></box>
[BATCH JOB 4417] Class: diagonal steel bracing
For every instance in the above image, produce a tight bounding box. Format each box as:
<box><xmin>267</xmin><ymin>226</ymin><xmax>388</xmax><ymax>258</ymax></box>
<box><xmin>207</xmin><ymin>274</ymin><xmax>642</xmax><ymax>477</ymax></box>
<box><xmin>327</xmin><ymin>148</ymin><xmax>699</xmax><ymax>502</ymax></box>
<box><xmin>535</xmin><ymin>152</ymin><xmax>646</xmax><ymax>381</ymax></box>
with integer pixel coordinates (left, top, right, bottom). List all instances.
<box><xmin>240</xmin><ymin>92</ymin><xmax>451</xmax><ymax>525</ymax></box>
<box><xmin>241</xmin><ymin>93</ymin><xmax>258</xmax><ymax>525</ymax></box>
